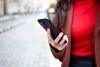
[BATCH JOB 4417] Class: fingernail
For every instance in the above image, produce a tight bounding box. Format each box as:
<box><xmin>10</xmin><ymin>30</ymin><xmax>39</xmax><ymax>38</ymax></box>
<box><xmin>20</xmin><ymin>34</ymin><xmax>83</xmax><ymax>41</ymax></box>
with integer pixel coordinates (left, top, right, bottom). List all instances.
<box><xmin>47</xmin><ymin>28</ymin><xmax>50</xmax><ymax>31</ymax></box>
<box><xmin>66</xmin><ymin>37</ymin><xmax>68</xmax><ymax>43</ymax></box>
<box><xmin>60</xmin><ymin>32</ymin><xmax>63</xmax><ymax>35</ymax></box>
<box><xmin>60</xmin><ymin>32</ymin><xmax>63</xmax><ymax>36</ymax></box>
<box><xmin>63</xmin><ymin>35</ymin><xmax>67</xmax><ymax>39</ymax></box>
<box><xmin>47</xmin><ymin>28</ymin><xmax>49</xmax><ymax>30</ymax></box>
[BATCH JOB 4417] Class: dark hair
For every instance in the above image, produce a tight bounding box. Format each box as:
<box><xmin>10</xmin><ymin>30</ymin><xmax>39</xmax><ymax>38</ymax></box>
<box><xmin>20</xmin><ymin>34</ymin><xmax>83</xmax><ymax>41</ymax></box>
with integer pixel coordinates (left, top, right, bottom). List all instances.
<box><xmin>54</xmin><ymin>0</ymin><xmax>73</xmax><ymax>26</ymax></box>
<box><xmin>54</xmin><ymin>0</ymin><xmax>100</xmax><ymax>26</ymax></box>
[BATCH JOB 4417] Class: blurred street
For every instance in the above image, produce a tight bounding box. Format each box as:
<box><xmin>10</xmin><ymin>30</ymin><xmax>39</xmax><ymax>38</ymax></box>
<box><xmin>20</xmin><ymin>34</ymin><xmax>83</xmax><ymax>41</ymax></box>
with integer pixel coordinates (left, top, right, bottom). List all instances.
<box><xmin>0</xmin><ymin>0</ymin><xmax>61</xmax><ymax>67</ymax></box>
<box><xmin>0</xmin><ymin>12</ymin><xmax>50</xmax><ymax>67</ymax></box>
<box><xmin>0</xmin><ymin>12</ymin><xmax>61</xmax><ymax>67</ymax></box>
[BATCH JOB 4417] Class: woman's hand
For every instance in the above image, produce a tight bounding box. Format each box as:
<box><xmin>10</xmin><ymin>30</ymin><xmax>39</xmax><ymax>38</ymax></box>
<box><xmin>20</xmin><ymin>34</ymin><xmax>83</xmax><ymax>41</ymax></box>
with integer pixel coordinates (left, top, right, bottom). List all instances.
<box><xmin>47</xmin><ymin>28</ymin><xmax>68</xmax><ymax>51</ymax></box>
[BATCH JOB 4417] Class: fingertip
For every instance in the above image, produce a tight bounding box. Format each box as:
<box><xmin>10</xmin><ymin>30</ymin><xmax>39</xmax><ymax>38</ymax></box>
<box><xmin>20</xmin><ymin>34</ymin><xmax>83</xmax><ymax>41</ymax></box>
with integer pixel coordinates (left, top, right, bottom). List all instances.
<box><xmin>47</xmin><ymin>28</ymin><xmax>49</xmax><ymax>32</ymax></box>
<box><xmin>47</xmin><ymin>28</ymin><xmax>50</xmax><ymax>30</ymax></box>
<box><xmin>47</xmin><ymin>28</ymin><xmax>50</xmax><ymax>32</ymax></box>
<box><xmin>47</xmin><ymin>28</ymin><xmax>49</xmax><ymax>30</ymax></box>
<box><xmin>63</xmin><ymin>35</ymin><xmax>67</xmax><ymax>39</ymax></box>
<box><xmin>60</xmin><ymin>32</ymin><xmax>63</xmax><ymax>35</ymax></box>
<box><xmin>59</xmin><ymin>32</ymin><xmax>63</xmax><ymax>37</ymax></box>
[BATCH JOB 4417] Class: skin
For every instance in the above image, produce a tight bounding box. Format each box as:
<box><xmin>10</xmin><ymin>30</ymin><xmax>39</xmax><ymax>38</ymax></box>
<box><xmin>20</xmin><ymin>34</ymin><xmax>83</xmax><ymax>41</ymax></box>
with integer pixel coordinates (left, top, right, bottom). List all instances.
<box><xmin>47</xmin><ymin>28</ymin><xmax>68</xmax><ymax>51</ymax></box>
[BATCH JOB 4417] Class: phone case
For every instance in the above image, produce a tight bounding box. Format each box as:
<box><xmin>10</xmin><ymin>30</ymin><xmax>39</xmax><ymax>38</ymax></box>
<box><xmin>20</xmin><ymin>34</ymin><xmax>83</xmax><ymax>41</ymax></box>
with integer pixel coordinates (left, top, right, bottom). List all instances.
<box><xmin>37</xmin><ymin>18</ymin><xmax>67</xmax><ymax>43</ymax></box>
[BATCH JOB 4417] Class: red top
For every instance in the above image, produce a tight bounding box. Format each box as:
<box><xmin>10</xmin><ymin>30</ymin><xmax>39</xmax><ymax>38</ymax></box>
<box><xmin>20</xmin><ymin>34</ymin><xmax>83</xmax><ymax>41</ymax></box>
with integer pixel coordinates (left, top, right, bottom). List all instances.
<box><xmin>71</xmin><ymin>0</ymin><xmax>99</xmax><ymax>57</ymax></box>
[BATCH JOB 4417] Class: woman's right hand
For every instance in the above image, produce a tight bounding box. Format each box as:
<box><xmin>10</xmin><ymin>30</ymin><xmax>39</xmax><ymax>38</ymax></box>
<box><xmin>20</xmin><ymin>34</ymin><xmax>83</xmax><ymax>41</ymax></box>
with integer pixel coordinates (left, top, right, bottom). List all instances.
<box><xmin>47</xmin><ymin>28</ymin><xmax>68</xmax><ymax>51</ymax></box>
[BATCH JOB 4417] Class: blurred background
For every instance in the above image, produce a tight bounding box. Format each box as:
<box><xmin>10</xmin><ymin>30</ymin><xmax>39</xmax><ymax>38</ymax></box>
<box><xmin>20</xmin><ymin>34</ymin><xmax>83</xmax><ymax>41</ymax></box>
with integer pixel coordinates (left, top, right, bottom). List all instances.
<box><xmin>0</xmin><ymin>0</ymin><xmax>61</xmax><ymax>67</ymax></box>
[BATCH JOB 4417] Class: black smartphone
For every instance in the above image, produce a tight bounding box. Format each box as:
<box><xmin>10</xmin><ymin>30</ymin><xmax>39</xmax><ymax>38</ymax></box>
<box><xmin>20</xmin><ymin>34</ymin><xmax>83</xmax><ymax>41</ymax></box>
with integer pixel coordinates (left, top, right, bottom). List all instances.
<box><xmin>37</xmin><ymin>18</ymin><xmax>67</xmax><ymax>43</ymax></box>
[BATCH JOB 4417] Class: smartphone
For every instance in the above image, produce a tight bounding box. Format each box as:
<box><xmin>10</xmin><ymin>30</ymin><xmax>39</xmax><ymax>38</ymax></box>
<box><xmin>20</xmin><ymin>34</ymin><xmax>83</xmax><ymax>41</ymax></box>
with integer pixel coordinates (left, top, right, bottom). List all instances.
<box><xmin>37</xmin><ymin>18</ymin><xmax>67</xmax><ymax>43</ymax></box>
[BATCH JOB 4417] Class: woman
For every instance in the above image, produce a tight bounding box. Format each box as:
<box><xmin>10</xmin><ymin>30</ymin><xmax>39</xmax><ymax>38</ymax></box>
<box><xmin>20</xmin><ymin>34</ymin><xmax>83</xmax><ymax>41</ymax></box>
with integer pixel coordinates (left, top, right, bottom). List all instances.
<box><xmin>47</xmin><ymin>0</ymin><xmax>100</xmax><ymax>67</ymax></box>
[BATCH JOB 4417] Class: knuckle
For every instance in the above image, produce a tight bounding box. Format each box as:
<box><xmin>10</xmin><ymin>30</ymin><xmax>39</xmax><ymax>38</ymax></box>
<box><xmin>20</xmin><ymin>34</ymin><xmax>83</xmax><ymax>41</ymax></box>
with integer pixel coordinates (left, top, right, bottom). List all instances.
<box><xmin>48</xmin><ymin>32</ymin><xmax>50</xmax><ymax>35</ymax></box>
<box><xmin>54</xmin><ymin>40</ymin><xmax>58</xmax><ymax>44</ymax></box>
<box><xmin>59</xmin><ymin>43</ymin><xmax>62</xmax><ymax>45</ymax></box>
<box><xmin>48</xmin><ymin>41</ymin><xmax>52</xmax><ymax>44</ymax></box>
<box><xmin>59</xmin><ymin>40</ymin><xmax>64</xmax><ymax>45</ymax></box>
<box><xmin>62</xmin><ymin>39</ymin><xmax>65</xmax><ymax>43</ymax></box>
<box><xmin>49</xmin><ymin>41</ymin><xmax>55</xmax><ymax>47</ymax></box>
<box><xmin>47</xmin><ymin>34</ymin><xmax>49</xmax><ymax>38</ymax></box>
<box><xmin>58</xmin><ymin>36</ymin><xmax>61</xmax><ymax>39</ymax></box>
<box><xmin>47</xmin><ymin>32</ymin><xmax>49</xmax><ymax>34</ymax></box>
<box><xmin>48</xmin><ymin>39</ymin><xmax>53</xmax><ymax>43</ymax></box>
<box><xmin>48</xmin><ymin>39</ymin><xmax>50</xmax><ymax>43</ymax></box>
<box><xmin>52</xmin><ymin>42</ymin><xmax>56</xmax><ymax>47</ymax></box>
<box><xmin>63</xmin><ymin>43</ymin><xmax>67</xmax><ymax>48</ymax></box>
<box><xmin>48</xmin><ymin>34</ymin><xmax>50</xmax><ymax>37</ymax></box>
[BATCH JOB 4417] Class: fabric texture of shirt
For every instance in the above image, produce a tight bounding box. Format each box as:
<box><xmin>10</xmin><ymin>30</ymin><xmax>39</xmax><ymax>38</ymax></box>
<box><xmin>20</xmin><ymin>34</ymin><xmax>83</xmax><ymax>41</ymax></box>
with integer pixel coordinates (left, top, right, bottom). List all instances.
<box><xmin>71</xmin><ymin>0</ymin><xmax>99</xmax><ymax>57</ymax></box>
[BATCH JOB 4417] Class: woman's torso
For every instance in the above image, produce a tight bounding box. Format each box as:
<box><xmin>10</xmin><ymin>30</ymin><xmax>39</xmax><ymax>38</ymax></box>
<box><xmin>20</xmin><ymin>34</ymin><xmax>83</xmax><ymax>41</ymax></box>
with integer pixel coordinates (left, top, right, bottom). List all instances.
<box><xmin>71</xmin><ymin>0</ymin><xmax>99</xmax><ymax>57</ymax></box>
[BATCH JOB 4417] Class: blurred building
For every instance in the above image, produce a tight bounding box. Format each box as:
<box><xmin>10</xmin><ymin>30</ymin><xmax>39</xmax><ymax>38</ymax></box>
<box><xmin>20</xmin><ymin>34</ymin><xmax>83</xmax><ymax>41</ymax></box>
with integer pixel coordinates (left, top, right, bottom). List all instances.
<box><xmin>0</xmin><ymin>0</ymin><xmax>45</xmax><ymax>16</ymax></box>
<box><xmin>5</xmin><ymin>0</ymin><xmax>37</xmax><ymax>14</ymax></box>
<box><xmin>0</xmin><ymin>0</ymin><xmax>57</xmax><ymax>17</ymax></box>
<box><xmin>0</xmin><ymin>0</ymin><xmax>4</xmax><ymax>16</ymax></box>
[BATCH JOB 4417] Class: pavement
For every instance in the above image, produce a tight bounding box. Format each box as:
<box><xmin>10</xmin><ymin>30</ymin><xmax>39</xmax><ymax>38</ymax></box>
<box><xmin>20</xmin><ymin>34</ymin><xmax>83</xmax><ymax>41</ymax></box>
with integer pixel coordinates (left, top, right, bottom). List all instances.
<box><xmin>0</xmin><ymin>15</ymin><xmax>26</xmax><ymax>33</ymax></box>
<box><xmin>0</xmin><ymin>12</ymin><xmax>61</xmax><ymax>67</ymax></box>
